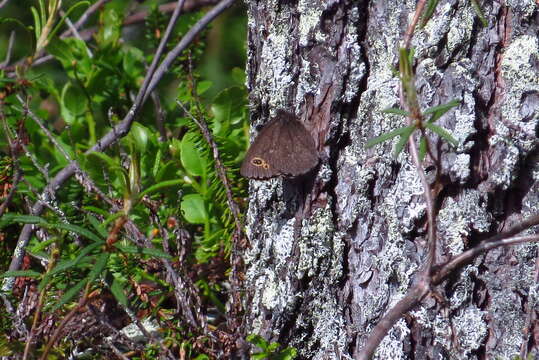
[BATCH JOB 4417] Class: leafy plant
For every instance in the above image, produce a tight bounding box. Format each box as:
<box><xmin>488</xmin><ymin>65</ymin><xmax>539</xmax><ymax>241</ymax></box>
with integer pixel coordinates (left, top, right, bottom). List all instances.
<box><xmin>366</xmin><ymin>48</ymin><xmax>459</xmax><ymax>159</ymax></box>
<box><xmin>247</xmin><ymin>334</ymin><xmax>297</xmax><ymax>360</ymax></box>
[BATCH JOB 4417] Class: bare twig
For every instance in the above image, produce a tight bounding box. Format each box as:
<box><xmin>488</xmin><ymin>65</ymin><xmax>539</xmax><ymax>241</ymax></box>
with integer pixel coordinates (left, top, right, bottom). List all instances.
<box><xmin>137</xmin><ymin>0</ymin><xmax>188</xmax><ymax>114</ymax></box>
<box><xmin>433</xmin><ymin>229</ymin><xmax>539</xmax><ymax>285</ymax></box>
<box><xmin>176</xmin><ymin>100</ymin><xmax>245</xmax><ymax>335</ymax></box>
<box><xmin>0</xmin><ymin>0</ymin><xmax>10</xmax><ymax>10</ymax></box>
<box><xmin>357</xmin><ymin>282</ymin><xmax>430</xmax><ymax>360</ymax></box>
<box><xmin>17</xmin><ymin>95</ymin><xmax>117</xmax><ymax>209</ymax></box>
<box><xmin>59</xmin><ymin>10</ymin><xmax>93</xmax><ymax>58</ymax></box>
<box><xmin>3</xmin><ymin>0</ymin><xmax>236</xmax><ymax>291</ymax></box>
<box><xmin>59</xmin><ymin>0</ymin><xmax>111</xmax><ymax>38</ymax></box>
<box><xmin>176</xmin><ymin>101</ymin><xmax>242</xmax><ymax>234</ymax></box>
<box><xmin>0</xmin><ymin>30</ymin><xmax>15</xmax><ymax>69</ymax></box>
<box><xmin>39</xmin><ymin>282</ymin><xmax>93</xmax><ymax>360</ymax></box>
<box><xmin>146</xmin><ymin>206</ymin><xmax>206</xmax><ymax>331</ymax></box>
<box><xmin>150</xmin><ymin>91</ymin><xmax>167</xmax><ymax>141</ymax></box>
<box><xmin>402</xmin><ymin>0</ymin><xmax>428</xmax><ymax>48</ymax></box>
<box><xmin>144</xmin><ymin>0</ymin><xmax>237</xmax><ymax>104</ymax></box>
<box><xmin>124</xmin><ymin>0</ymin><xmax>220</xmax><ymax>26</ymax></box>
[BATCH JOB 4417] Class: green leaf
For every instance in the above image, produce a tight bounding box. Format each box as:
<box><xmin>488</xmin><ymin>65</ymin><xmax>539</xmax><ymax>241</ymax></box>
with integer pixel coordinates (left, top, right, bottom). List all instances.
<box><xmin>82</xmin><ymin>206</ymin><xmax>109</xmax><ymax>217</ymax></box>
<box><xmin>394</xmin><ymin>126</ymin><xmax>415</xmax><ymax>157</ymax></box>
<box><xmin>365</xmin><ymin>125</ymin><xmax>415</xmax><ymax>148</ymax></box>
<box><xmin>113</xmin><ymin>243</ymin><xmax>143</xmax><ymax>255</ymax></box>
<box><xmin>38</xmin><ymin>244</ymin><xmax>100</xmax><ymax>292</ymax></box>
<box><xmin>275</xmin><ymin>348</ymin><xmax>298</xmax><ymax>360</ymax></box>
<box><xmin>0</xmin><ymin>214</ymin><xmax>47</xmax><ymax>229</ymax></box>
<box><xmin>37</xmin><ymin>249</ymin><xmax>97</xmax><ymax>291</ymax></box>
<box><xmin>420</xmin><ymin>0</ymin><xmax>439</xmax><ymax>28</ymax></box>
<box><xmin>247</xmin><ymin>334</ymin><xmax>269</xmax><ymax>350</ymax></box>
<box><xmin>196</xmin><ymin>80</ymin><xmax>213</xmax><ymax>95</ymax></box>
<box><xmin>231</xmin><ymin>67</ymin><xmax>246</xmax><ymax>85</ymax></box>
<box><xmin>382</xmin><ymin>107</ymin><xmax>410</xmax><ymax>116</ymax></box>
<box><xmin>49</xmin><ymin>1</ymin><xmax>90</xmax><ymax>40</ymax></box>
<box><xmin>152</xmin><ymin>148</ymin><xmax>162</xmax><ymax>178</ymax></box>
<box><xmin>128</xmin><ymin>122</ymin><xmax>151</xmax><ymax>154</ymax></box>
<box><xmin>155</xmin><ymin>160</ymin><xmax>179</xmax><ymax>182</ymax></box>
<box><xmin>110</xmin><ymin>276</ymin><xmax>128</xmax><ymax>307</ymax></box>
<box><xmin>180</xmin><ymin>134</ymin><xmax>206</xmax><ymax>177</ymax></box>
<box><xmin>51</xmin><ymin>223</ymin><xmax>104</xmax><ymax>243</ymax></box>
<box><xmin>61</xmin><ymin>82</ymin><xmax>88</xmax><ymax>121</ymax></box>
<box><xmin>180</xmin><ymin>194</ymin><xmax>208</xmax><ymax>224</ymax></box>
<box><xmin>140</xmin><ymin>247</ymin><xmax>172</xmax><ymax>259</ymax></box>
<box><xmin>122</xmin><ymin>46</ymin><xmax>144</xmax><ymax>79</ymax></box>
<box><xmin>87</xmin><ymin>252</ymin><xmax>110</xmax><ymax>284</ymax></box>
<box><xmin>424</xmin><ymin>123</ymin><xmax>459</xmax><ymax>146</ymax></box>
<box><xmin>424</xmin><ymin>99</ymin><xmax>460</xmax><ymax>123</ymax></box>
<box><xmin>139</xmin><ymin>179</ymin><xmax>183</xmax><ymax>198</ymax></box>
<box><xmin>96</xmin><ymin>8</ymin><xmax>122</xmax><ymax>47</ymax></box>
<box><xmin>211</xmin><ymin>87</ymin><xmax>248</xmax><ymax>134</ymax></box>
<box><xmin>87</xmin><ymin>215</ymin><xmax>108</xmax><ymax>239</ymax></box>
<box><xmin>470</xmin><ymin>0</ymin><xmax>488</xmax><ymax>27</ymax></box>
<box><xmin>30</xmin><ymin>6</ymin><xmax>41</xmax><ymax>41</ymax></box>
<box><xmin>52</xmin><ymin>278</ymin><xmax>88</xmax><ymax>311</ymax></box>
<box><xmin>419</xmin><ymin>135</ymin><xmax>428</xmax><ymax>161</ymax></box>
<box><xmin>0</xmin><ymin>270</ymin><xmax>41</xmax><ymax>279</ymax></box>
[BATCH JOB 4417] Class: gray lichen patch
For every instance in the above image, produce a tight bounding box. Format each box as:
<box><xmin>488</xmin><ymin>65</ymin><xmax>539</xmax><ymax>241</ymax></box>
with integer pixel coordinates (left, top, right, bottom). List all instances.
<box><xmin>437</xmin><ymin>190</ymin><xmax>491</xmax><ymax>256</ymax></box>
<box><xmin>296</xmin><ymin>205</ymin><xmax>341</xmax><ymax>279</ymax></box>
<box><xmin>373</xmin><ymin>318</ymin><xmax>410</xmax><ymax>360</ymax></box>
<box><xmin>487</xmin><ymin>136</ymin><xmax>520</xmax><ymax>190</ymax></box>
<box><xmin>291</xmin><ymin>286</ymin><xmax>348</xmax><ymax>359</ymax></box>
<box><xmin>500</xmin><ymin>35</ymin><xmax>539</xmax><ymax>143</ymax></box>
<box><xmin>453</xmin><ymin>307</ymin><xmax>488</xmax><ymax>357</ymax></box>
<box><xmin>297</xmin><ymin>0</ymin><xmax>325</xmax><ymax>47</ymax></box>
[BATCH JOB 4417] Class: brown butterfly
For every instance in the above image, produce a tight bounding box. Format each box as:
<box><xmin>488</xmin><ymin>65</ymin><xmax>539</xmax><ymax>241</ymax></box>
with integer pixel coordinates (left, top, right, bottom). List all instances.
<box><xmin>241</xmin><ymin>111</ymin><xmax>318</xmax><ymax>179</ymax></box>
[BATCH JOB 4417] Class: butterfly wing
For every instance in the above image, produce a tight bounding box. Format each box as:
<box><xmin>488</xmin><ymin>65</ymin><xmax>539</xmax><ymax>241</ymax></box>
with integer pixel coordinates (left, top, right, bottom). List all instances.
<box><xmin>240</xmin><ymin>117</ymin><xmax>283</xmax><ymax>179</ymax></box>
<box><xmin>241</xmin><ymin>114</ymin><xmax>319</xmax><ymax>179</ymax></box>
<box><xmin>276</xmin><ymin>118</ymin><xmax>318</xmax><ymax>176</ymax></box>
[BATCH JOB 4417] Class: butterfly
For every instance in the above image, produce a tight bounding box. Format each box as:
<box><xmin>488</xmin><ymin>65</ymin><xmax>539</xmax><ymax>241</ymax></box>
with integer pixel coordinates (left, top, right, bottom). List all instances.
<box><xmin>241</xmin><ymin>111</ymin><xmax>319</xmax><ymax>179</ymax></box>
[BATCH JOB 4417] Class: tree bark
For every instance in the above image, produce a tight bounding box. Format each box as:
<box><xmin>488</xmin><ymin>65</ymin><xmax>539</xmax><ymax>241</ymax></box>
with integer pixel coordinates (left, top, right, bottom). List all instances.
<box><xmin>243</xmin><ymin>0</ymin><xmax>539</xmax><ymax>359</ymax></box>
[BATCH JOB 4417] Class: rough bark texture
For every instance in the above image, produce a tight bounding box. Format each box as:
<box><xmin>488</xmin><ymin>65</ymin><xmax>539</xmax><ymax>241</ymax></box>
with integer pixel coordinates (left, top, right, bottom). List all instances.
<box><xmin>244</xmin><ymin>0</ymin><xmax>539</xmax><ymax>359</ymax></box>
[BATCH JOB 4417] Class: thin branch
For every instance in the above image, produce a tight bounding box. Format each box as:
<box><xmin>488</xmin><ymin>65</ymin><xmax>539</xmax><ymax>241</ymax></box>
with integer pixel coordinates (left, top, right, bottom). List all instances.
<box><xmin>357</xmin><ymin>282</ymin><xmax>430</xmax><ymax>360</ymax></box>
<box><xmin>59</xmin><ymin>9</ymin><xmax>93</xmax><ymax>58</ymax></box>
<box><xmin>0</xmin><ymin>30</ymin><xmax>15</xmax><ymax>69</ymax></box>
<box><xmin>3</xmin><ymin>0</ymin><xmax>237</xmax><ymax>291</ymax></box>
<box><xmin>136</xmin><ymin>0</ymin><xmax>188</xmax><ymax>115</ymax></box>
<box><xmin>59</xmin><ymin>0</ymin><xmax>111</xmax><ymax>38</ymax></box>
<box><xmin>146</xmin><ymin>207</ymin><xmax>205</xmax><ymax>331</ymax></box>
<box><xmin>143</xmin><ymin>0</ymin><xmax>237</xmax><ymax>104</ymax></box>
<box><xmin>176</xmin><ymin>100</ymin><xmax>245</xmax><ymax>335</ymax></box>
<box><xmin>433</xmin><ymin>232</ymin><xmax>539</xmax><ymax>285</ymax></box>
<box><xmin>17</xmin><ymin>95</ymin><xmax>117</xmax><ymax>209</ymax></box>
<box><xmin>177</xmin><ymin>101</ymin><xmax>243</xmax><ymax>235</ymax></box>
<box><xmin>402</xmin><ymin>0</ymin><xmax>428</xmax><ymax>48</ymax></box>
<box><xmin>0</xmin><ymin>0</ymin><xmax>10</xmax><ymax>10</ymax></box>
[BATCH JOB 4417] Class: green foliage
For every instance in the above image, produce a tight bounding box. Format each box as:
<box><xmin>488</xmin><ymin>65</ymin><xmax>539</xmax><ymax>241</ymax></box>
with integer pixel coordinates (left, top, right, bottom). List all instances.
<box><xmin>0</xmin><ymin>1</ymin><xmax>248</xmax><ymax>358</ymax></box>
<box><xmin>367</xmin><ymin>48</ymin><xmax>460</xmax><ymax>159</ymax></box>
<box><xmin>420</xmin><ymin>0</ymin><xmax>488</xmax><ymax>28</ymax></box>
<box><xmin>247</xmin><ymin>334</ymin><xmax>298</xmax><ymax>360</ymax></box>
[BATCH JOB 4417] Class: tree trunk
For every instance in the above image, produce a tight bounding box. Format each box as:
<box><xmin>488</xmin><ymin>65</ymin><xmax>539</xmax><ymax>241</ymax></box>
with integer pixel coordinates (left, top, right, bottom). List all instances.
<box><xmin>243</xmin><ymin>0</ymin><xmax>539</xmax><ymax>359</ymax></box>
